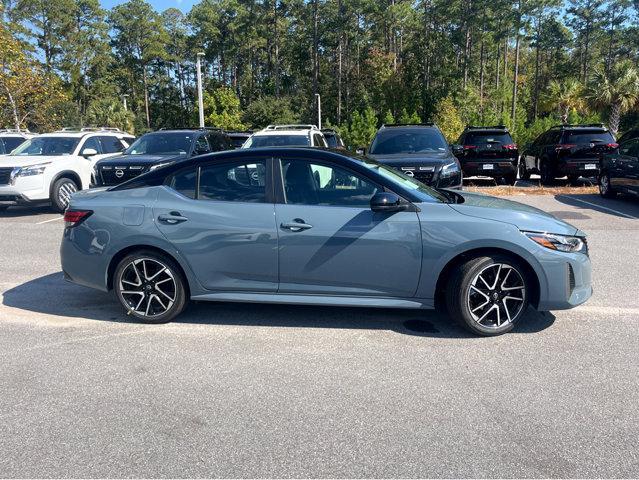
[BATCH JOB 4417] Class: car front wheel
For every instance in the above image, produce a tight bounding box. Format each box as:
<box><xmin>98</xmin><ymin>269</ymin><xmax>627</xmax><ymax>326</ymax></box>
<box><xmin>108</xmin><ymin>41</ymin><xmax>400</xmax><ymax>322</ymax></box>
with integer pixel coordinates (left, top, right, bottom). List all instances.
<box><xmin>446</xmin><ymin>255</ymin><xmax>530</xmax><ymax>336</ymax></box>
<box><xmin>598</xmin><ymin>172</ymin><xmax>617</xmax><ymax>198</ymax></box>
<box><xmin>51</xmin><ymin>177</ymin><xmax>78</xmax><ymax>212</ymax></box>
<box><xmin>114</xmin><ymin>251</ymin><xmax>187</xmax><ymax>323</ymax></box>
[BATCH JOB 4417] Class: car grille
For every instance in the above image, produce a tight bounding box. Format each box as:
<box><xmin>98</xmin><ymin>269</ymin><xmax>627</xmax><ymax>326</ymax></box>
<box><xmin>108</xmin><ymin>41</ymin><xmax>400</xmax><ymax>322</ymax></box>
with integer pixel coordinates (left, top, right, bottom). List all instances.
<box><xmin>396</xmin><ymin>167</ymin><xmax>436</xmax><ymax>185</ymax></box>
<box><xmin>99</xmin><ymin>166</ymin><xmax>146</xmax><ymax>186</ymax></box>
<box><xmin>568</xmin><ymin>263</ymin><xmax>575</xmax><ymax>295</ymax></box>
<box><xmin>0</xmin><ymin>167</ymin><xmax>14</xmax><ymax>185</ymax></box>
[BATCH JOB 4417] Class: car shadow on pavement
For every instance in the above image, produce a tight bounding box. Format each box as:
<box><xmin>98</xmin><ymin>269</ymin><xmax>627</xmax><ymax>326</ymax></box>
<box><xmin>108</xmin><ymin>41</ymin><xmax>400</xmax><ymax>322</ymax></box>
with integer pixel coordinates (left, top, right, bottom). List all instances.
<box><xmin>554</xmin><ymin>193</ymin><xmax>639</xmax><ymax>219</ymax></box>
<box><xmin>2</xmin><ymin>272</ymin><xmax>556</xmax><ymax>338</ymax></box>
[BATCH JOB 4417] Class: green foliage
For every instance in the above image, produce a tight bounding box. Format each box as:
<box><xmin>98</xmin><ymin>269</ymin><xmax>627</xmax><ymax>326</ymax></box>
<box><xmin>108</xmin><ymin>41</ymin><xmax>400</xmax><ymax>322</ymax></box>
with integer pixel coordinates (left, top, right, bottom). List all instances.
<box><xmin>242</xmin><ymin>96</ymin><xmax>300</xmax><ymax>129</ymax></box>
<box><xmin>203</xmin><ymin>86</ymin><xmax>246</xmax><ymax>130</ymax></box>
<box><xmin>398</xmin><ymin>109</ymin><xmax>421</xmax><ymax>124</ymax></box>
<box><xmin>432</xmin><ymin>96</ymin><xmax>464</xmax><ymax>143</ymax></box>
<box><xmin>382</xmin><ymin>110</ymin><xmax>395</xmax><ymax>125</ymax></box>
<box><xmin>341</xmin><ymin>107</ymin><xmax>378</xmax><ymax>148</ymax></box>
<box><xmin>85</xmin><ymin>98</ymin><xmax>135</xmax><ymax>132</ymax></box>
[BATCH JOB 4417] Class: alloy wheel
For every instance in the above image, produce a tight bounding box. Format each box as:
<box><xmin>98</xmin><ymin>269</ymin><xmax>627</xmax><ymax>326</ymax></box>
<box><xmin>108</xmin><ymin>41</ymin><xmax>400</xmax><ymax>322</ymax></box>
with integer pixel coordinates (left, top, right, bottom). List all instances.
<box><xmin>58</xmin><ymin>181</ymin><xmax>78</xmax><ymax>208</ymax></box>
<box><xmin>466</xmin><ymin>263</ymin><xmax>526</xmax><ymax>329</ymax></box>
<box><xmin>118</xmin><ymin>258</ymin><xmax>177</xmax><ymax>317</ymax></box>
<box><xmin>599</xmin><ymin>174</ymin><xmax>610</xmax><ymax>194</ymax></box>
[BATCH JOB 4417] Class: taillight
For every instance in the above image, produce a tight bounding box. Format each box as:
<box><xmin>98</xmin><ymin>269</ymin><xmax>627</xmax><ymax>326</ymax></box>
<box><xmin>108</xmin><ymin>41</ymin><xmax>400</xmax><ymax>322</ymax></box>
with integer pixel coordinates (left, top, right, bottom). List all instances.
<box><xmin>463</xmin><ymin>145</ymin><xmax>477</xmax><ymax>150</ymax></box>
<box><xmin>64</xmin><ymin>209</ymin><xmax>92</xmax><ymax>228</ymax></box>
<box><xmin>555</xmin><ymin>144</ymin><xmax>576</xmax><ymax>151</ymax></box>
<box><xmin>503</xmin><ymin>143</ymin><xmax>517</xmax><ymax>150</ymax></box>
<box><xmin>606</xmin><ymin>143</ymin><xmax>619</xmax><ymax>148</ymax></box>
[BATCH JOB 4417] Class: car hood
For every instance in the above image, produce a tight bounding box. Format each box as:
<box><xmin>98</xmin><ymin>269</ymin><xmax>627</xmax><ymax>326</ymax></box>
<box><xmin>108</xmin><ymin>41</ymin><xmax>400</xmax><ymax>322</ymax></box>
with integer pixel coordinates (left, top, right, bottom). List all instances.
<box><xmin>0</xmin><ymin>155</ymin><xmax>65</xmax><ymax>168</ymax></box>
<box><xmin>97</xmin><ymin>153</ymin><xmax>182</xmax><ymax>166</ymax></box>
<box><xmin>449</xmin><ymin>190</ymin><xmax>580</xmax><ymax>236</ymax></box>
<box><xmin>367</xmin><ymin>151</ymin><xmax>454</xmax><ymax>168</ymax></box>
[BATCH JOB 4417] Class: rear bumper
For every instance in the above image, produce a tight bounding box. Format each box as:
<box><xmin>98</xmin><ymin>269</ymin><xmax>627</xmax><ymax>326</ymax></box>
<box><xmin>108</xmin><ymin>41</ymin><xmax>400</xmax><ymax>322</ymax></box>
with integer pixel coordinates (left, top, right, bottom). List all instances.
<box><xmin>557</xmin><ymin>159</ymin><xmax>600</xmax><ymax>177</ymax></box>
<box><xmin>462</xmin><ymin>161</ymin><xmax>516</xmax><ymax>177</ymax></box>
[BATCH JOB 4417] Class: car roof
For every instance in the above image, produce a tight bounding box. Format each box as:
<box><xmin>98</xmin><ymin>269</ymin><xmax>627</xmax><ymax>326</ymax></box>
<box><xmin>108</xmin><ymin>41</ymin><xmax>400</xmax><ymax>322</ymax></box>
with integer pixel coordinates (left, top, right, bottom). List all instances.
<box><xmin>551</xmin><ymin>124</ymin><xmax>608</xmax><ymax>131</ymax></box>
<box><xmin>252</xmin><ymin>130</ymin><xmax>312</xmax><ymax>136</ymax></box>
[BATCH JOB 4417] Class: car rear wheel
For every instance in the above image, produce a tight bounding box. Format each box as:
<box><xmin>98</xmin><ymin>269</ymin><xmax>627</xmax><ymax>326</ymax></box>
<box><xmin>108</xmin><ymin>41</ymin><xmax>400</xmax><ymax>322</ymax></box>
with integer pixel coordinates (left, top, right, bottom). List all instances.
<box><xmin>51</xmin><ymin>177</ymin><xmax>78</xmax><ymax>212</ymax></box>
<box><xmin>446</xmin><ymin>255</ymin><xmax>529</xmax><ymax>336</ymax></box>
<box><xmin>598</xmin><ymin>172</ymin><xmax>617</xmax><ymax>198</ymax></box>
<box><xmin>518</xmin><ymin>160</ymin><xmax>530</xmax><ymax>181</ymax></box>
<box><xmin>114</xmin><ymin>251</ymin><xmax>187</xmax><ymax>323</ymax></box>
<box><xmin>540</xmin><ymin>161</ymin><xmax>554</xmax><ymax>186</ymax></box>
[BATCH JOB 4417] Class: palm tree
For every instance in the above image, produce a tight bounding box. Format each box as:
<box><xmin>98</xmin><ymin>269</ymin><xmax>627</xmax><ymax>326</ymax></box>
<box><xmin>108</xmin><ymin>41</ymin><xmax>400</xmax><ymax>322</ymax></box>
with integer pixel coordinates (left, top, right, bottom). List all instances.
<box><xmin>541</xmin><ymin>79</ymin><xmax>585</xmax><ymax>124</ymax></box>
<box><xmin>587</xmin><ymin>61</ymin><xmax>639</xmax><ymax>135</ymax></box>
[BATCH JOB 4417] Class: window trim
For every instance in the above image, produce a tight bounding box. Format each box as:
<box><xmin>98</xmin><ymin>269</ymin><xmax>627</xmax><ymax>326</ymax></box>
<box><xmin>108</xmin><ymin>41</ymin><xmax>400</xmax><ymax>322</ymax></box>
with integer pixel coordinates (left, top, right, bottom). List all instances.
<box><xmin>274</xmin><ymin>157</ymin><xmax>413</xmax><ymax>209</ymax></box>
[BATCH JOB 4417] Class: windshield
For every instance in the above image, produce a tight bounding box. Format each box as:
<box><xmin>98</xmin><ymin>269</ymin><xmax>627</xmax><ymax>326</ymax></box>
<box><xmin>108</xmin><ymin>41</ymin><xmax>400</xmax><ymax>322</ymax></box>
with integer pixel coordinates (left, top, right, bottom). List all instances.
<box><xmin>11</xmin><ymin>137</ymin><xmax>80</xmax><ymax>156</ymax></box>
<box><xmin>243</xmin><ymin>135</ymin><xmax>310</xmax><ymax>148</ymax></box>
<box><xmin>465</xmin><ymin>132</ymin><xmax>513</xmax><ymax>145</ymax></box>
<box><xmin>360</xmin><ymin>158</ymin><xmax>448</xmax><ymax>203</ymax></box>
<box><xmin>564</xmin><ymin>130</ymin><xmax>614</xmax><ymax>144</ymax></box>
<box><xmin>124</xmin><ymin>133</ymin><xmax>193</xmax><ymax>155</ymax></box>
<box><xmin>369</xmin><ymin>129</ymin><xmax>448</xmax><ymax>154</ymax></box>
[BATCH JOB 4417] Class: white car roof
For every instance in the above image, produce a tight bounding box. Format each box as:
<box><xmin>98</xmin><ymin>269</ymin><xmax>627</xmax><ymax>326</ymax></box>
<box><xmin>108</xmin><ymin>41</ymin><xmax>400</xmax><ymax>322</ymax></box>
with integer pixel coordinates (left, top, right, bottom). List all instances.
<box><xmin>253</xmin><ymin>130</ymin><xmax>311</xmax><ymax>136</ymax></box>
<box><xmin>36</xmin><ymin>131</ymin><xmax>128</xmax><ymax>138</ymax></box>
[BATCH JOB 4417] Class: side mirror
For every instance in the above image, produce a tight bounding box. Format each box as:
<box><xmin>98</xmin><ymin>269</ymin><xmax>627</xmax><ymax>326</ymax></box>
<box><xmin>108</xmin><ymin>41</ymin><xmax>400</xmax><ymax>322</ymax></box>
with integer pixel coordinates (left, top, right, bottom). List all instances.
<box><xmin>450</xmin><ymin>144</ymin><xmax>463</xmax><ymax>155</ymax></box>
<box><xmin>370</xmin><ymin>192</ymin><xmax>404</xmax><ymax>212</ymax></box>
<box><xmin>81</xmin><ymin>148</ymin><xmax>98</xmax><ymax>157</ymax></box>
<box><xmin>355</xmin><ymin>146</ymin><xmax>366</xmax><ymax>155</ymax></box>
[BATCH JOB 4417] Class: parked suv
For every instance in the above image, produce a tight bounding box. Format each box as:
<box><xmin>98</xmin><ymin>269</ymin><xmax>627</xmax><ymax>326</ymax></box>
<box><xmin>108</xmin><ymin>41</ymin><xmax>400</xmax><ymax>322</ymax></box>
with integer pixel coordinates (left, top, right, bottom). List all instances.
<box><xmin>453</xmin><ymin>125</ymin><xmax>518</xmax><ymax>185</ymax></box>
<box><xmin>365</xmin><ymin>123</ymin><xmax>462</xmax><ymax>189</ymax></box>
<box><xmin>521</xmin><ymin>124</ymin><xmax>617</xmax><ymax>185</ymax></box>
<box><xmin>616</xmin><ymin>127</ymin><xmax>639</xmax><ymax>145</ymax></box>
<box><xmin>0</xmin><ymin>129</ymin><xmax>35</xmax><ymax>155</ymax></box>
<box><xmin>93</xmin><ymin>128</ymin><xmax>232</xmax><ymax>187</ymax></box>
<box><xmin>226</xmin><ymin>130</ymin><xmax>254</xmax><ymax>149</ymax></box>
<box><xmin>0</xmin><ymin>128</ymin><xmax>133</xmax><ymax>212</ymax></box>
<box><xmin>242</xmin><ymin>125</ymin><xmax>327</xmax><ymax>148</ymax></box>
<box><xmin>598</xmin><ymin>136</ymin><xmax>639</xmax><ymax>198</ymax></box>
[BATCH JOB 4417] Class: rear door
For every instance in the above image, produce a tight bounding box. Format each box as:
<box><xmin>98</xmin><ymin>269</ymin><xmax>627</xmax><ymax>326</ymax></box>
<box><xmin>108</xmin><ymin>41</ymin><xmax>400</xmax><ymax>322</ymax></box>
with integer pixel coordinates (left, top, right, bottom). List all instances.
<box><xmin>617</xmin><ymin>139</ymin><xmax>639</xmax><ymax>192</ymax></box>
<box><xmin>275</xmin><ymin>157</ymin><xmax>422</xmax><ymax>297</ymax></box>
<box><xmin>153</xmin><ymin>156</ymin><xmax>278</xmax><ymax>292</ymax></box>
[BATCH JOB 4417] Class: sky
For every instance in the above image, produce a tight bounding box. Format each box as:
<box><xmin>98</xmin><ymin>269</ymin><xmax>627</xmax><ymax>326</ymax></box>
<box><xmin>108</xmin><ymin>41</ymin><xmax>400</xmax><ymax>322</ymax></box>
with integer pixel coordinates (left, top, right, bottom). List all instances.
<box><xmin>100</xmin><ymin>0</ymin><xmax>196</xmax><ymax>14</ymax></box>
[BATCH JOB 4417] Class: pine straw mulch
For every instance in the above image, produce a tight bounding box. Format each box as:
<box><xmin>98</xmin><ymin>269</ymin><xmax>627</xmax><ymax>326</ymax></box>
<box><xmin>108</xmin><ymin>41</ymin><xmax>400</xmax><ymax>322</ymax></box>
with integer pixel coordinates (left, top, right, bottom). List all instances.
<box><xmin>464</xmin><ymin>184</ymin><xmax>599</xmax><ymax>197</ymax></box>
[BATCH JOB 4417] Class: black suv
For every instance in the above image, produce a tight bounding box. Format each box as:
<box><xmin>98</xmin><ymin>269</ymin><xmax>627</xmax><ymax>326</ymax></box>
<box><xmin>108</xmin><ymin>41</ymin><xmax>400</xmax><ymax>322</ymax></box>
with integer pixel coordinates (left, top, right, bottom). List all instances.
<box><xmin>93</xmin><ymin>128</ymin><xmax>232</xmax><ymax>187</ymax></box>
<box><xmin>226</xmin><ymin>130</ymin><xmax>254</xmax><ymax>149</ymax></box>
<box><xmin>521</xmin><ymin>124</ymin><xmax>617</xmax><ymax>185</ymax></box>
<box><xmin>365</xmin><ymin>124</ymin><xmax>462</xmax><ymax>189</ymax></box>
<box><xmin>452</xmin><ymin>125</ymin><xmax>518</xmax><ymax>185</ymax></box>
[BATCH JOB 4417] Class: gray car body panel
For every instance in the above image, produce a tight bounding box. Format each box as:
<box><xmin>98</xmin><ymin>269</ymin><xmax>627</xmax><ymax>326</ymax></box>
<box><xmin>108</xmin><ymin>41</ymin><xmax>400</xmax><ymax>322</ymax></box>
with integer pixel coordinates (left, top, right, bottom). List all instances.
<box><xmin>61</xmin><ymin>150</ymin><xmax>592</xmax><ymax>312</ymax></box>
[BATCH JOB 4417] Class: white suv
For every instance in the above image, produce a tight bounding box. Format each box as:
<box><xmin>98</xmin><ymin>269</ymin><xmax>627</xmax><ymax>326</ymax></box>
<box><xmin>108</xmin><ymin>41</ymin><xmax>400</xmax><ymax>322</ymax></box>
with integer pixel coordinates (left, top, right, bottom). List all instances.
<box><xmin>0</xmin><ymin>128</ymin><xmax>135</xmax><ymax>212</ymax></box>
<box><xmin>241</xmin><ymin>124</ymin><xmax>328</xmax><ymax>148</ymax></box>
<box><xmin>0</xmin><ymin>129</ymin><xmax>35</xmax><ymax>155</ymax></box>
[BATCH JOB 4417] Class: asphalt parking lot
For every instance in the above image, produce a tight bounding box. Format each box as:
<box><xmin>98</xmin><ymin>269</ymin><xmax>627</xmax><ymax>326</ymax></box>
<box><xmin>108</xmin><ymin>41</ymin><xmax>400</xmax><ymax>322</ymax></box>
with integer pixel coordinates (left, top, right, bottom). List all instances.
<box><xmin>1</xmin><ymin>192</ymin><xmax>638</xmax><ymax>477</ymax></box>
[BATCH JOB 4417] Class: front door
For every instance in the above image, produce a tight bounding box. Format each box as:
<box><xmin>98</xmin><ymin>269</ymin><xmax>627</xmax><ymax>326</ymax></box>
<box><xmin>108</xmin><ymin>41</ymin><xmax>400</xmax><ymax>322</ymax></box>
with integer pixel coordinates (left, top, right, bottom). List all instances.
<box><xmin>275</xmin><ymin>158</ymin><xmax>422</xmax><ymax>298</ymax></box>
<box><xmin>154</xmin><ymin>158</ymin><xmax>279</xmax><ymax>292</ymax></box>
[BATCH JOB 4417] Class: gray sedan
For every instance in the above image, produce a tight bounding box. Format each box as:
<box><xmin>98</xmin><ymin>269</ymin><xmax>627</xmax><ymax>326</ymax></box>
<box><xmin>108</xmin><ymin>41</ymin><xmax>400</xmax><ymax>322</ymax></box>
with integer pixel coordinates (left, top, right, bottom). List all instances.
<box><xmin>60</xmin><ymin>148</ymin><xmax>592</xmax><ymax>336</ymax></box>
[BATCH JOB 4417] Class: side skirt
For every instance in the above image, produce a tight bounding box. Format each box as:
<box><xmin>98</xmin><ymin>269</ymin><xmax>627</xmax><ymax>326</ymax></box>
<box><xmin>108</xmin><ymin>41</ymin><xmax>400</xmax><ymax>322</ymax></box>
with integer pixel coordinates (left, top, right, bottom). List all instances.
<box><xmin>190</xmin><ymin>292</ymin><xmax>434</xmax><ymax>309</ymax></box>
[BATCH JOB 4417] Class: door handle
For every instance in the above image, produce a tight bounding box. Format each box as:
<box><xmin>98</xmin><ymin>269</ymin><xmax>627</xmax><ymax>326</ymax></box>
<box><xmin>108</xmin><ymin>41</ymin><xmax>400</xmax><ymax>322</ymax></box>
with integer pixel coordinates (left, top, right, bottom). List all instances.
<box><xmin>158</xmin><ymin>212</ymin><xmax>188</xmax><ymax>224</ymax></box>
<box><xmin>280</xmin><ymin>220</ymin><xmax>313</xmax><ymax>232</ymax></box>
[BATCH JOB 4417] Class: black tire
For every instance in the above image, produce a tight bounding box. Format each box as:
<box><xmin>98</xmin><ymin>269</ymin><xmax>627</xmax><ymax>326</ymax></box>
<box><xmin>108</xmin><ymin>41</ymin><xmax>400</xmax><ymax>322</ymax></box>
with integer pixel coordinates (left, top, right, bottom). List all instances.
<box><xmin>518</xmin><ymin>160</ymin><xmax>531</xmax><ymax>181</ymax></box>
<box><xmin>50</xmin><ymin>177</ymin><xmax>79</xmax><ymax>212</ymax></box>
<box><xmin>504</xmin><ymin>173</ymin><xmax>517</xmax><ymax>186</ymax></box>
<box><xmin>445</xmin><ymin>255</ymin><xmax>530</xmax><ymax>336</ymax></box>
<box><xmin>113</xmin><ymin>250</ymin><xmax>188</xmax><ymax>323</ymax></box>
<box><xmin>540</xmin><ymin>160</ymin><xmax>554</xmax><ymax>186</ymax></box>
<box><xmin>598</xmin><ymin>172</ymin><xmax>617</xmax><ymax>198</ymax></box>
<box><xmin>568</xmin><ymin>175</ymin><xmax>580</xmax><ymax>186</ymax></box>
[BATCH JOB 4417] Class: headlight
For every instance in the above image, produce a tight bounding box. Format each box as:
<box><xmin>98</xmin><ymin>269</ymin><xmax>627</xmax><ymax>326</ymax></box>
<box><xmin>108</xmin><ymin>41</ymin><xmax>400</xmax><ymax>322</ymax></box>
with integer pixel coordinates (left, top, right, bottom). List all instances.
<box><xmin>13</xmin><ymin>163</ymin><xmax>50</xmax><ymax>180</ymax></box>
<box><xmin>440</xmin><ymin>161</ymin><xmax>460</xmax><ymax>178</ymax></box>
<box><xmin>523</xmin><ymin>231</ymin><xmax>588</xmax><ymax>254</ymax></box>
<box><xmin>149</xmin><ymin>161</ymin><xmax>174</xmax><ymax>171</ymax></box>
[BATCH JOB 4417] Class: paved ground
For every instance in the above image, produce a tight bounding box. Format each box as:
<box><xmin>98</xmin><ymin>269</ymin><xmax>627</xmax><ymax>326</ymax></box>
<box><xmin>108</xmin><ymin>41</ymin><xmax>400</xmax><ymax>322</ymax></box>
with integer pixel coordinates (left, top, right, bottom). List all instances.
<box><xmin>0</xmin><ymin>192</ymin><xmax>638</xmax><ymax>478</ymax></box>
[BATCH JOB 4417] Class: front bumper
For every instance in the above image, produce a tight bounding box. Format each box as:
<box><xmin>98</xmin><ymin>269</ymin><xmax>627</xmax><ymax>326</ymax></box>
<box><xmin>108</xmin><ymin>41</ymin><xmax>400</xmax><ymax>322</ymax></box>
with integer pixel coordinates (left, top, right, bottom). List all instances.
<box><xmin>537</xmin><ymin>249</ymin><xmax>592</xmax><ymax>311</ymax></box>
<box><xmin>0</xmin><ymin>178</ymin><xmax>49</xmax><ymax>205</ymax></box>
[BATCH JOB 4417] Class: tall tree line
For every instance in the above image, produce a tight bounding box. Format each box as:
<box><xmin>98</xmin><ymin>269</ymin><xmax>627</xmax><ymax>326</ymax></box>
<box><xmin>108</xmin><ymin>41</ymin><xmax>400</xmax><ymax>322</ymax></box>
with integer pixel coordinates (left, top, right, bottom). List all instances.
<box><xmin>1</xmin><ymin>0</ymin><xmax>638</xmax><ymax>143</ymax></box>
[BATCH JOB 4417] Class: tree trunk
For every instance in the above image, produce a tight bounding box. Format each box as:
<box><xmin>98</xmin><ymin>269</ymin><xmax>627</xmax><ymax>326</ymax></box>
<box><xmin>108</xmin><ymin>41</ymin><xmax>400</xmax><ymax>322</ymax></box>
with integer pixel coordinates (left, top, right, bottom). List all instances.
<box><xmin>3</xmin><ymin>85</ymin><xmax>21</xmax><ymax>130</ymax></box>
<box><xmin>274</xmin><ymin>0</ymin><xmax>280</xmax><ymax>97</ymax></box>
<box><xmin>609</xmin><ymin>101</ymin><xmax>621</xmax><ymax>135</ymax></box>
<box><xmin>142</xmin><ymin>65</ymin><xmax>151</xmax><ymax>129</ymax></box>
<box><xmin>510</xmin><ymin>27</ymin><xmax>520</xmax><ymax>127</ymax></box>
<box><xmin>532</xmin><ymin>13</ymin><xmax>542</xmax><ymax>120</ymax></box>
<box><xmin>312</xmin><ymin>0</ymin><xmax>319</xmax><ymax>121</ymax></box>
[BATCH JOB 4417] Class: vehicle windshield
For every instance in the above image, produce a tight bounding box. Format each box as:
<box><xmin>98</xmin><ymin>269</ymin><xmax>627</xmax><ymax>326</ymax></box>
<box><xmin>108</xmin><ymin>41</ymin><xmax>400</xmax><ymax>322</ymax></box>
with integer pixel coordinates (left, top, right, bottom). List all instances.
<box><xmin>360</xmin><ymin>157</ymin><xmax>448</xmax><ymax>203</ymax></box>
<box><xmin>11</xmin><ymin>137</ymin><xmax>80</xmax><ymax>156</ymax></box>
<box><xmin>243</xmin><ymin>135</ymin><xmax>310</xmax><ymax>148</ymax></box>
<box><xmin>0</xmin><ymin>136</ymin><xmax>27</xmax><ymax>154</ymax></box>
<box><xmin>369</xmin><ymin>129</ymin><xmax>449</xmax><ymax>154</ymax></box>
<box><xmin>564</xmin><ymin>130</ymin><xmax>614</xmax><ymax>144</ymax></box>
<box><xmin>465</xmin><ymin>132</ymin><xmax>513</xmax><ymax>145</ymax></box>
<box><xmin>124</xmin><ymin>133</ymin><xmax>193</xmax><ymax>155</ymax></box>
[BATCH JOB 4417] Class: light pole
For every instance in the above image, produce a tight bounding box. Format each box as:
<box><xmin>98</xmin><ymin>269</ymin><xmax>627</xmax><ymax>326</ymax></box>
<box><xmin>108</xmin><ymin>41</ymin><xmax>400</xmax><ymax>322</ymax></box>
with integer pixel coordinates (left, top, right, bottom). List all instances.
<box><xmin>196</xmin><ymin>52</ymin><xmax>205</xmax><ymax>128</ymax></box>
<box><xmin>121</xmin><ymin>94</ymin><xmax>129</xmax><ymax>111</ymax></box>
<box><xmin>315</xmin><ymin>93</ymin><xmax>321</xmax><ymax>130</ymax></box>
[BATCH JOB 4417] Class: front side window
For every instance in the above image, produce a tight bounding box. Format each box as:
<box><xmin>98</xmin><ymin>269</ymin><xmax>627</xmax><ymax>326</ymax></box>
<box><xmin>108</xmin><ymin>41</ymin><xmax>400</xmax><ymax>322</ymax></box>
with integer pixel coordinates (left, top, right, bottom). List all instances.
<box><xmin>282</xmin><ymin>159</ymin><xmax>380</xmax><ymax>207</ymax></box>
<box><xmin>99</xmin><ymin>136</ymin><xmax>125</xmax><ymax>154</ymax></box>
<box><xmin>81</xmin><ymin>137</ymin><xmax>102</xmax><ymax>154</ymax></box>
<box><xmin>125</xmin><ymin>133</ymin><xmax>193</xmax><ymax>155</ymax></box>
<box><xmin>11</xmin><ymin>136</ymin><xmax>81</xmax><ymax>156</ymax></box>
<box><xmin>243</xmin><ymin>135</ymin><xmax>310</xmax><ymax>148</ymax></box>
<box><xmin>199</xmin><ymin>160</ymin><xmax>267</xmax><ymax>203</ymax></box>
<box><xmin>369</xmin><ymin>128</ymin><xmax>448</xmax><ymax>154</ymax></box>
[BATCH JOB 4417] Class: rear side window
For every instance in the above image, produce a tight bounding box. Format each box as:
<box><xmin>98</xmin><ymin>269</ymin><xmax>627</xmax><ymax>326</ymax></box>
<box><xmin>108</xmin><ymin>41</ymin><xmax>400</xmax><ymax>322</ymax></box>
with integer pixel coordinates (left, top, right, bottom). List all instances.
<box><xmin>464</xmin><ymin>131</ymin><xmax>513</xmax><ymax>145</ymax></box>
<box><xmin>168</xmin><ymin>168</ymin><xmax>197</xmax><ymax>199</ymax></box>
<box><xmin>199</xmin><ymin>160</ymin><xmax>267</xmax><ymax>203</ymax></box>
<box><xmin>563</xmin><ymin>130</ymin><xmax>615</xmax><ymax>144</ymax></box>
<box><xmin>99</xmin><ymin>136</ymin><xmax>126</xmax><ymax>154</ymax></box>
<box><xmin>620</xmin><ymin>139</ymin><xmax>639</xmax><ymax>156</ymax></box>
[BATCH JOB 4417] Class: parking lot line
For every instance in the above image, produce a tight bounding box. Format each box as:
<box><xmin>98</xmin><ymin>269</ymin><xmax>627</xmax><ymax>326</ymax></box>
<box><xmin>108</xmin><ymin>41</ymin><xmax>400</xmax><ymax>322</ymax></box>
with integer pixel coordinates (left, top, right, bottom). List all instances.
<box><xmin>557</xmin><ymin>195</ymin><xmax>639</xmax><ymax>220</ymax></box>
<box><xmin>35</xmin><ymin>216</ymin><xmax>63</xmax><ymax>225</ymax></box>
